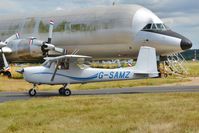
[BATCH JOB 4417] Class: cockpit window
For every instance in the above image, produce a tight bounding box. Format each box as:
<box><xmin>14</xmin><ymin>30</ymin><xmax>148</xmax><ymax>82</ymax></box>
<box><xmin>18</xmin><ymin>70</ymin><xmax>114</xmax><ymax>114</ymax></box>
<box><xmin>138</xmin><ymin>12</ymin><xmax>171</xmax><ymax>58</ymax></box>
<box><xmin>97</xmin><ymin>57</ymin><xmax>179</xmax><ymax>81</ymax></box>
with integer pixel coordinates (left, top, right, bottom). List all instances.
<box><xmin>143</xmin><ymin>24</ymin><xmax>152</xmax><ymax>30</ymax></box>
<box><xmin>151</xmin><ymin>24</ymin><xmax>157</xmax><ymax>30</ymax></box>
<box><xmin>143</xmin><ymin>23</ymin><xmax>168</xmax><ymax>31</ymax></box>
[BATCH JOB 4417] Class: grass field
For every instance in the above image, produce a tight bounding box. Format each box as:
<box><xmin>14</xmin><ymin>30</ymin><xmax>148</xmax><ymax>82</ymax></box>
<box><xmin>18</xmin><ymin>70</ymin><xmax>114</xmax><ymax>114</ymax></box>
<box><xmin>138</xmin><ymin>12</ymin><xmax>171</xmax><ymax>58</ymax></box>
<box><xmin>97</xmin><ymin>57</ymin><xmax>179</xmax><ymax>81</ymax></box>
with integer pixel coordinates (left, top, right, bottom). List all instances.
<box><xmin>185</xmin><ymin>61</ymin><xmax>199</xmax><ymax>77</ymax></box>
<box><xmin>0</xmin><ymin>62</ymin><xmax>198</xmax><ymax>133</ymax></box>
<box><xmin>0</xmin><ymin>93</ymin><xmax>198</xmax><ymax>133</ymax></box>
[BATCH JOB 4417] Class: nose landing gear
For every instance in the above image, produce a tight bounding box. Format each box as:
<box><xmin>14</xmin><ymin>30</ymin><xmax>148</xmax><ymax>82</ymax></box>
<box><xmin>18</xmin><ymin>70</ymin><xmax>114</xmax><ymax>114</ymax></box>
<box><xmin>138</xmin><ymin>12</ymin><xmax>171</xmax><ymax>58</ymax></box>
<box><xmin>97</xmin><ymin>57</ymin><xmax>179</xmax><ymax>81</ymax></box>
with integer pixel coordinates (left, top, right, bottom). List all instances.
<box><xmin>29</xmin><ymin>84</ymin><xmax>37</xmax><ymax>97</ymax></box>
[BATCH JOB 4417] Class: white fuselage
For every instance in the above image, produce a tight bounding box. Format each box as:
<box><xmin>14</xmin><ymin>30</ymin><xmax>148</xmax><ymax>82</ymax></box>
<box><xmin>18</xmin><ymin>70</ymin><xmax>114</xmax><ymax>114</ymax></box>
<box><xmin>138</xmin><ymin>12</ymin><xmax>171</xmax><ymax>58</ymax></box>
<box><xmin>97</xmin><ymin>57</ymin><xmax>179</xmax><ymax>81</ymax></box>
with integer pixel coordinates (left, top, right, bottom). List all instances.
<box><xmin>23</xmin><ymin>64</ymin><xmax>156</xmax><ymax>85</ymax></box>
<box><xmin>0</xmin><ymin>5</ymin><xmax>192</xmax><ymax>62</ymax></box>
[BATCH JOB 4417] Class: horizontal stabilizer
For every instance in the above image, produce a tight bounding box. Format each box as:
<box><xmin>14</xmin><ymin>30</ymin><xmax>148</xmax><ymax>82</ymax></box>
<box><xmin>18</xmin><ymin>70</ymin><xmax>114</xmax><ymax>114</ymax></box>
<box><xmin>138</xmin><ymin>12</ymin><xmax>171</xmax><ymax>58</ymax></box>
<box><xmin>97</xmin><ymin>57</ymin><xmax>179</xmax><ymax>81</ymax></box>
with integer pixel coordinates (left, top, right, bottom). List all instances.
<box><xmin>134</xmin><ymin>46</ymin><xmax>158</xmax><ymax>76</ymax></box>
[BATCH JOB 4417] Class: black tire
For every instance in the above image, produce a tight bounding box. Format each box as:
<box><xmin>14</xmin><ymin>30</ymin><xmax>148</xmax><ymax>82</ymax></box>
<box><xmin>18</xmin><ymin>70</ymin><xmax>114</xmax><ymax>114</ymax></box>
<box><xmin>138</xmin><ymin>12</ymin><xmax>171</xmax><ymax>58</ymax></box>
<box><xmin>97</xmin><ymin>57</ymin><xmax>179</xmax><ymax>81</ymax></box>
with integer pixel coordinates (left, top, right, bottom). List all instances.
<box><xmin>59</xmin><ymin>87</ymin><xmax>65</xmax><ymax>95</ymax></box>
<box><xmin>64</xmin><ymin>89</ymin><xmax>71</xmax><ymax>96</ymax></box>
<box><xmin>4</xmin><ymin>71</ymin><xmax>12</xmax><ymax>78</ymax></box>
<box><xmin>29</xmin><ymin>89</ymin><xmax>37</xmax><ymax>97</ymax></box>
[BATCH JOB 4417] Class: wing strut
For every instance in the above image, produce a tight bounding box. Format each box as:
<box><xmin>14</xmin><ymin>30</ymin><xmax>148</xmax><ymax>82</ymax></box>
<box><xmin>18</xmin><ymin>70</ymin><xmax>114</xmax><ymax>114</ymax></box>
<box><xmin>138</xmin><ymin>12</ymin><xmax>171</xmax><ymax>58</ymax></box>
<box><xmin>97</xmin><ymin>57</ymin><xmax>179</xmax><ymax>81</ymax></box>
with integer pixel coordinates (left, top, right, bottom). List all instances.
<box><xmin>51</xmin><ymin>61</ymin><xmax>60</xmax><ymax>81</ymax></box>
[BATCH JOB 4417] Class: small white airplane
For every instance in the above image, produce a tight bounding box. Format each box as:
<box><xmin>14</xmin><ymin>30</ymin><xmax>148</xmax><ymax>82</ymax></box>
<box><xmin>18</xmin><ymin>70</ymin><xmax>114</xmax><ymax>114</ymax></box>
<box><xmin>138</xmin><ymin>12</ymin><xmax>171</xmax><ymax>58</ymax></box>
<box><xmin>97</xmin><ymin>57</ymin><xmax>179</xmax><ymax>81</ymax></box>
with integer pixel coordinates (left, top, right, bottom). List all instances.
<box><xmin>17</xmin><ymin>46</ymin><xmax>159</xmax><ymax>96</ymax></box>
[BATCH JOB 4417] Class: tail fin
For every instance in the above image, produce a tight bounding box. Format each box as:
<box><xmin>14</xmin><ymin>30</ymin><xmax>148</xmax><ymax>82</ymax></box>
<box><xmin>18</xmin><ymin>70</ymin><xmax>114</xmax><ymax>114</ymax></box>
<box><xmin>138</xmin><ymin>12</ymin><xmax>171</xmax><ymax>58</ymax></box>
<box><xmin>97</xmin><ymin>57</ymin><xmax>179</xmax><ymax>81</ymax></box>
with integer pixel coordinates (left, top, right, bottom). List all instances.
<box><xmin>134</xmin><ymin>46</ymin><xmax>158</xmax><ymax>77</ymax></box>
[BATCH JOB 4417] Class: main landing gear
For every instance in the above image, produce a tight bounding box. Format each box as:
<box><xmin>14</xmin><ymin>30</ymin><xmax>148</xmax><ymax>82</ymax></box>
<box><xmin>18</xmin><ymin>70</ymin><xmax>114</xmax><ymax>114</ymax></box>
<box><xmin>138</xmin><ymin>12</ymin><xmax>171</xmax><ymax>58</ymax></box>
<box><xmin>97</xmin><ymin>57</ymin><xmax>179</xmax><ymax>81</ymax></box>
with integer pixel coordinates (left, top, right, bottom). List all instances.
<box><xmin>0</xmin><ymin>69</ymin><xmax>12</xmax><ymax>78</ymax></box>
<box><xmin>28</xmin><ymin>84</ymin><xmax>72</xmax><ymax>97</ymax></box>
<box><xmin>59</xmin><ymin>84</ymin><xmax>71</xmax><ymax>96</ymax></box>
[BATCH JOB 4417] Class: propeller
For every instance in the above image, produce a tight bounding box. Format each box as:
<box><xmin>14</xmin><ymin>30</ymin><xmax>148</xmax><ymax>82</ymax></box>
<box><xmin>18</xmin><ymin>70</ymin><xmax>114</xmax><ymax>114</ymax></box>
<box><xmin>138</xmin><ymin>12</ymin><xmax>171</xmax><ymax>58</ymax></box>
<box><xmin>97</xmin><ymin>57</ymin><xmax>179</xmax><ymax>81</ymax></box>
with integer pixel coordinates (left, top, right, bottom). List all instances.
<box><xmin>41</xmin><ymin>20</ymin><xmax>54</xmax><ymax>56</ymax></box>
<box><xmin>29</xmin><ymin>20</ymin><xmax>65</xmax><ymax>56</ymax></box>
<box><xmin>0</xmin><ymin>33</ymin><xmax>20</xmax><ymax>73</ymax></box>
<box><xmin>0</xmin><ymin>42</ymin><xmax>9</xmax><ymax>71</ymax></box>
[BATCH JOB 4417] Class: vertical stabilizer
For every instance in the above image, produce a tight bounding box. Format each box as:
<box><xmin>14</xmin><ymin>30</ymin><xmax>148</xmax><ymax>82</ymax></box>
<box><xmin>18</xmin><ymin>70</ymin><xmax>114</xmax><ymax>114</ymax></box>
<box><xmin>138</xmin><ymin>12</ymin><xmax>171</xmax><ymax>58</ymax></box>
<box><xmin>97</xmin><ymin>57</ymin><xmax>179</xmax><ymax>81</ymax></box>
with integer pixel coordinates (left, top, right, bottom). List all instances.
<box><xmin>134</xmin><ymin>46</ymin><xmax>158</xmax><ymax>75</ymax></box>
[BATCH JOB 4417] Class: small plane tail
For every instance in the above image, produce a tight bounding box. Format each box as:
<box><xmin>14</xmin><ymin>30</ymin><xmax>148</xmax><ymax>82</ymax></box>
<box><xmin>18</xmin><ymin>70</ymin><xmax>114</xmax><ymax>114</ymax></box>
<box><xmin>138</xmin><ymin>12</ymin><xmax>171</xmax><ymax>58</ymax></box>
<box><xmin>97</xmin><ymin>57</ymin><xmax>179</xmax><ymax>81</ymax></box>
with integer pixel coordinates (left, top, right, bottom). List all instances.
<box><xmin>134</xmin><ymin>46</ymin><xmax>159</xmax><ymax>77</ymax></box>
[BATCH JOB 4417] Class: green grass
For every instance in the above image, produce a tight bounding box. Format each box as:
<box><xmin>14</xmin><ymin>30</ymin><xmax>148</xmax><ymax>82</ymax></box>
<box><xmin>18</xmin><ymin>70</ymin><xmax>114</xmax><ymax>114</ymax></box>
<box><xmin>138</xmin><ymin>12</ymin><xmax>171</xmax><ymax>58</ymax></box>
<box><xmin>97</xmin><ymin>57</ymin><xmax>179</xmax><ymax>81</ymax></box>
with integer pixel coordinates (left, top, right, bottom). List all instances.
<box><xmin>185</xmin><ymin>61</ymin><xmax>199</xmax><ymax>77</ymax></box>
<box><xmin>70</xmin><ymin>77</ymin><xmax>190</xmax><ymax>90</ymax></box>
<box><xmin>0</xmin><ymin>93</ymin><xmax>198</xmax><ymax>133</ymax></box>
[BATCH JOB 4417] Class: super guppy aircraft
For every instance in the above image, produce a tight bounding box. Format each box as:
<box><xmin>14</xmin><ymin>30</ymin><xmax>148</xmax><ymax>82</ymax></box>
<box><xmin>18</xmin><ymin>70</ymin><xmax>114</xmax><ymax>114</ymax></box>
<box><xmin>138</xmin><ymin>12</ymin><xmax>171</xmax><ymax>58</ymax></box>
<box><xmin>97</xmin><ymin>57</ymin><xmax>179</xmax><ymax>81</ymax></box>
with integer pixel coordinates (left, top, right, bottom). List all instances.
<box><xmin>0</xmin><ymin>5</ymin><xmax>192</xmax><ymax>62</ymax></box>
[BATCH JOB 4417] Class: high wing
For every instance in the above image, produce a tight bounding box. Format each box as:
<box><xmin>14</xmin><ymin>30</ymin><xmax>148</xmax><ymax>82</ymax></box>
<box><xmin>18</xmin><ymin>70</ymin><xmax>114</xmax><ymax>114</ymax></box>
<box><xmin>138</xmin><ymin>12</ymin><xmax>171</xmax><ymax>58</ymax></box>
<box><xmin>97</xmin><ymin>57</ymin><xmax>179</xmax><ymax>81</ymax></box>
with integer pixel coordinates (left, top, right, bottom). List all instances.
<box><xmin>43</xmin><ymin>55</ymin><xmax>92</xmax><ymax>65</ymax></box>
<box><xmin>44</xmin><ymin>55</ymin><xmax>92</xmax><ymax>62</ymax></box>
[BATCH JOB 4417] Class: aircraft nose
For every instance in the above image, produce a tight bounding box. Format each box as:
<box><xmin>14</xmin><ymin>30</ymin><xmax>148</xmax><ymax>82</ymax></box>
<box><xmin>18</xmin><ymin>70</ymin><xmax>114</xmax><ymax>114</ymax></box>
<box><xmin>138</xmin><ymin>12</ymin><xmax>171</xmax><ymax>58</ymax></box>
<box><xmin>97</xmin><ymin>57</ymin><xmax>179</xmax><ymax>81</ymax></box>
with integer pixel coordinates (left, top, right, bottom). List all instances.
<box><xmin>180</xmin><ymin>38</ymin><xmax>192</xmax><ymax>50</ymax></box>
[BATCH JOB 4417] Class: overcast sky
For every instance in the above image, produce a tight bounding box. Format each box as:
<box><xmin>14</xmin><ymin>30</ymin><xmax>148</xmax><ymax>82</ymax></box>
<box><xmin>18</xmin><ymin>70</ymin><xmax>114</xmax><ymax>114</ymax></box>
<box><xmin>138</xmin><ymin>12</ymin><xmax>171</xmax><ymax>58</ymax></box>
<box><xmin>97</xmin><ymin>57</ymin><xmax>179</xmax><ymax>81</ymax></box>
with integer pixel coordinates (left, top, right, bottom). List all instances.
<box><xmin>0</xmin><ymin>0</ymin><xmax>198</xmax><ymax>49</ymax></box>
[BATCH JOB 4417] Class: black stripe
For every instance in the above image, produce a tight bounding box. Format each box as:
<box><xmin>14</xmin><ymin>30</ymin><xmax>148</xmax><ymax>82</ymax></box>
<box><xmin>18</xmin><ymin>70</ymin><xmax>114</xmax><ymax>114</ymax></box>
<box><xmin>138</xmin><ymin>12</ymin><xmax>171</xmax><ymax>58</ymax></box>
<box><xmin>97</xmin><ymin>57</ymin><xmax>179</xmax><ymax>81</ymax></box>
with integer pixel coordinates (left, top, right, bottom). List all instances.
<box><xmin>141</xmin><ymin>29</ymin><xmax>187</xmax><ymax>40</ymax></box>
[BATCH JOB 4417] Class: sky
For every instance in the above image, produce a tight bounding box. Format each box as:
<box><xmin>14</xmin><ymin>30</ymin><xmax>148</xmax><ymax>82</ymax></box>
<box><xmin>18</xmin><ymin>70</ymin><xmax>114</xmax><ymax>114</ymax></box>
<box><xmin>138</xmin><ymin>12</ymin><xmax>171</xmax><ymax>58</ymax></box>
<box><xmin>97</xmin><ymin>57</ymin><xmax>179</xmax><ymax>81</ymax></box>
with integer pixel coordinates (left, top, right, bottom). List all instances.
<box><xmin>0</xmin><ymin>0</ymin><xmax>198</xmax><ymax>49</ymax></box>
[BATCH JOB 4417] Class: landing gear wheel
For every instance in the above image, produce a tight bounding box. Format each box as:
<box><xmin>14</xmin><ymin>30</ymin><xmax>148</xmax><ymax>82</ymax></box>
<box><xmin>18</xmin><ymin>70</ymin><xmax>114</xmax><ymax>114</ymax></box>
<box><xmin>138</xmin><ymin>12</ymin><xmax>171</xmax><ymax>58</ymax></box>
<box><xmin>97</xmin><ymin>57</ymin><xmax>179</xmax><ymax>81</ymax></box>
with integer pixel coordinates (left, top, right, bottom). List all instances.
<box><xmin>64</xmin><ymin>89</ymin><xmax>71</xmax><ymax>96</ymax></box>
<box><xmin>59</xmin><ymin>88</ymin><xmax>71</xmax><ymax>96</ymax></box>
<box><xmin>3</xmin><ymin>71</ymin><xmax>12</xmax><ymax>78</ymax></box>
<box><xmin>29</xmin><ymin>89</ymin><xmax>37</xmax><ymax>97</ymax></box>
<box><xmin>59</xmin><ymin>87</ymin><xmax>65</xmax><ymax>95</ymax></box>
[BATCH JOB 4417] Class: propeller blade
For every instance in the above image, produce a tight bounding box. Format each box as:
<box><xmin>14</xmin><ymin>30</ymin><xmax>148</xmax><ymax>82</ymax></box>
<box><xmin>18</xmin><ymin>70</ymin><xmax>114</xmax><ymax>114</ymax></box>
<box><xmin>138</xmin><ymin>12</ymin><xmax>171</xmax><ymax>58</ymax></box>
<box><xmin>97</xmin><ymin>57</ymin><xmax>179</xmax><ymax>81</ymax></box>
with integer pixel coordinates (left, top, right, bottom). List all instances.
<box><xmin>5</xmin><ymin>33</ymin><xmax>20</xmax><ymax>44</ymax></box>
<box><xmin>16</xmin><ymin>32</ymin><xmax>20</xmax><ymax>39</ymax></box>
<box><xmin>0</xmin><ymin>42</ymin><xmax>6</xmax><ymax>49</ymax></box>
<box><xmin>54</xmin><ymin>47</ymin><xmax>66</xmax><ymax>54</ymax></box>
<box><xmin>51</xmin><ymin>61</ymin><xmax>59</xmax><ymax>81</ymax></box>
<box><xmin>48</xmin><ymin>20</ymin><xmax>54</xmax><ymax>44</ymax></box>
<box><xmin>0</xmin><ymin>49</ymin><xmax>10</xmax><ymax>71</ymax></box>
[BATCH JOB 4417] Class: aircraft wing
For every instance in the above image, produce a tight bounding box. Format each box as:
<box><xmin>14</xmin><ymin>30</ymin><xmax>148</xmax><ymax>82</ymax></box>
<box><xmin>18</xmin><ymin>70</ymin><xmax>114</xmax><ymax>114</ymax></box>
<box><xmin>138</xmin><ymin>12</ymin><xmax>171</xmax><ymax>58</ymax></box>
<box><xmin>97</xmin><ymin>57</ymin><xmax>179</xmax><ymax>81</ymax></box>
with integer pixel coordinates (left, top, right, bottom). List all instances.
<box><xmin>44</xmin><ymin>55</ymin><xmax>92</xmax><ymax>62</ymax></box>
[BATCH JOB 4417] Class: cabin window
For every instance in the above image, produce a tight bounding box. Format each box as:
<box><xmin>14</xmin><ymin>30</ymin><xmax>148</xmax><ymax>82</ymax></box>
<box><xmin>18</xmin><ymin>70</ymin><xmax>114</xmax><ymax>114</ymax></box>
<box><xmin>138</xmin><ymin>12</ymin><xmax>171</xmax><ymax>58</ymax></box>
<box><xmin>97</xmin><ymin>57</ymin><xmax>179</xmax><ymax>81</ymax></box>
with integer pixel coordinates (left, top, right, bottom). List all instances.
<box><xmin>58</xmin><ymin>59</ymin><xmax>70</xmax><ymax>70</ymax></box>
<box><xmin>39</xmin><ymin>17</ymin><xmax>71</xmax><ymax>33</ymax></box>
<box><xmin>39</xmin><ymin>20</ymin><xmax>48</xmax><ymax>33</ymax></box>
<box><xmin>0</xmin><ymin>20</ymin><xmax>21</xmax><ymax>37</ymax></box>
<box><xmin>151</xmin><ymin>24</ymin><xmax>157</xmax><ymax>30</ymax></box>
<box><xmin>22</xmin><ymin>18</ymin><xmax>36</xmax><ymax>34</ymax></box>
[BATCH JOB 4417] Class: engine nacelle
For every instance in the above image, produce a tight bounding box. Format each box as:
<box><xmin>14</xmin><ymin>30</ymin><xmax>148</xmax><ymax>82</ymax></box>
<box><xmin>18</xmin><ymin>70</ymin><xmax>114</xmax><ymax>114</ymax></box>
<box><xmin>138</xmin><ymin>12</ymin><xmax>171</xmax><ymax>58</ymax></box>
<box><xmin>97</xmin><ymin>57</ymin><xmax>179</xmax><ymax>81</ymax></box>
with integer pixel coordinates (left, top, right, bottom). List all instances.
<box><xmin>42</xmin><ymin>43</ymin><xmax>55</xmax><ymax>51</ymax></box>
<box><xmin>4</xmin><ymin>39</ymin><xmax>41</xmax><ymax>62</ymax></box>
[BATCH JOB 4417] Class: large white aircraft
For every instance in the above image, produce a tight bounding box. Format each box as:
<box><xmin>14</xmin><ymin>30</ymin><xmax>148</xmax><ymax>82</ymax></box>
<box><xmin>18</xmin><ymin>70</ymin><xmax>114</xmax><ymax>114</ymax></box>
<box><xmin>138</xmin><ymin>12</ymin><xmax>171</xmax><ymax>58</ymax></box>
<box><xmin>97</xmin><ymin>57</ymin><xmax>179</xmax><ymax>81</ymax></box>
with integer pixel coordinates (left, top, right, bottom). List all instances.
<box><xmin>0</xmin><ymin>4</ymin><xmax>192</xmax><ymax>76</ymax></box>
<box><xmin>17</xmin><ymin>46</ymin><xmax>158</xmax><ymax>96</ymax></box>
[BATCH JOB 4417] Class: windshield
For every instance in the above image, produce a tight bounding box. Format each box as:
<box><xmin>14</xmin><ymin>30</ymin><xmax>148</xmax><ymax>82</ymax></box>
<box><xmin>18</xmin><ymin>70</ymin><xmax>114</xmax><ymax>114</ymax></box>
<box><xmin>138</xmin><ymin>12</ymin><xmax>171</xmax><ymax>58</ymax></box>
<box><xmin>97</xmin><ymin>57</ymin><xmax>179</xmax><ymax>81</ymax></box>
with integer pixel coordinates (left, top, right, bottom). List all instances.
<box><xmin>143</xmin><ymin>23</ymin><xmax>169</xmax><ymax>31</ymax></box>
